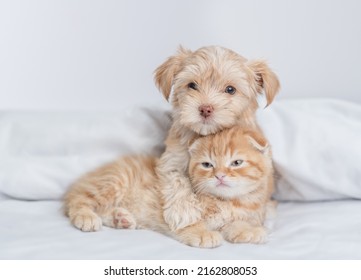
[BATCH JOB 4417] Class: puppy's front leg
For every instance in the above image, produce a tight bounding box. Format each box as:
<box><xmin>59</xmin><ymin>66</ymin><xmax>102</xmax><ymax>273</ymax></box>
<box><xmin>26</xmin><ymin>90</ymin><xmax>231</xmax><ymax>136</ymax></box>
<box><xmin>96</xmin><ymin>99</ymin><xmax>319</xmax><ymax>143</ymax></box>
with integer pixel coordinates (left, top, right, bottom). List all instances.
<box><xmin>173</xmin><ymin>221</ymin><xmax>222</xmax><ymax>248</ymax></box>
<box><xmin>221</xmin><ymin>220</ymin><xmax>268</xmax><ymax>244</ymax></box>
<box><xmin>163</xmin><ymin>170</ymin><xmax>202</xmax><ymax>231</ymax></box>
<box><xmin>157</xmin><ymin>134</ymin><xmax>202</xmax><ymax>231</ymax></box>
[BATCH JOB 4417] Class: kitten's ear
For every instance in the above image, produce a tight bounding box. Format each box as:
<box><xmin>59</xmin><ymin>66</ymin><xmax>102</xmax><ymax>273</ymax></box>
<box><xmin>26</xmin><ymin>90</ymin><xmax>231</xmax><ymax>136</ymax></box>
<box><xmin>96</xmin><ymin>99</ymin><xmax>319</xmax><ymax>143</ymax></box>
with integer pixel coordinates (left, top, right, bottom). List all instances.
<box><xmin>154</xmin><ymin>46</ymin><xmax>192</xmax><ymax>101</ymax></box>
<box><xmin>246</xmin><ymin>59</ymin><xmax>280</xmax><ymax>106</ymax></box>
<box><xmin>188</xmin><ymin>137</ymin><xmax>201</xmax><ymax>156</ymax></box>
<box><xmin>245</xmin><ymin>130</ymin><xmax>269</xmax><ymax>154</ymax></box>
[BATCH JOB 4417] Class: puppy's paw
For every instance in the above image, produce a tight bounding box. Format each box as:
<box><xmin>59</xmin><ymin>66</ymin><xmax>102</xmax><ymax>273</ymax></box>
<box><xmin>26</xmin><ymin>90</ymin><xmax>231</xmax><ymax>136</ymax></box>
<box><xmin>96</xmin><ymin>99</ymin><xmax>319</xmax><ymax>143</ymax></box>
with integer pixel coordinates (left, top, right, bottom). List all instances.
<box><xmin>103</xmin><ymin>207</ymin><xmax>136</xmax><ymax>229</ymax></box>
<box><xmin>183</xmin><ymin>230</ymin><xmax>223</xmax><ymax>248</ymax></box>
<box><xmin>164</xmin><ymin>203</ymin><xmax>202</xmax><ymax>231</ymax></box>
<box><xmin>226</xmin><ymin>226</ymin><xmax>268</xmax><ymax>244</ymax></box>
<box><xmin>72</xmin><ymin>211</ymin><xmax>102</xmax><ymax>232</ymax></box>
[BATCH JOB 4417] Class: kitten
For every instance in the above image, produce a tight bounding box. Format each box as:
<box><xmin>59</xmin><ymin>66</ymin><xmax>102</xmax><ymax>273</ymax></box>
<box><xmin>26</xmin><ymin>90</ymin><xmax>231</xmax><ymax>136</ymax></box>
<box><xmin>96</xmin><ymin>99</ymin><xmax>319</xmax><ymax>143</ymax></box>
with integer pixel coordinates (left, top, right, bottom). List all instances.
<box><xmin>64</xmin><ymin>126</ymin><xmax>275</xmax><ymax>248</ymax></box>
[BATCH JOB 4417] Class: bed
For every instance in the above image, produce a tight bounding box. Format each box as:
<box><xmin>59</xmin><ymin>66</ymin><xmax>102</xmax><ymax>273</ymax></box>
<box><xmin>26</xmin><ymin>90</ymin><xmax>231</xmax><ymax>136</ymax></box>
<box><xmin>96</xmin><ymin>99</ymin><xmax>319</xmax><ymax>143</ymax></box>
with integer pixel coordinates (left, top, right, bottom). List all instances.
<box><xmin>1</xmin><ymin>98</ymin><xmax>361</xmax><ymax>259</ymax></box>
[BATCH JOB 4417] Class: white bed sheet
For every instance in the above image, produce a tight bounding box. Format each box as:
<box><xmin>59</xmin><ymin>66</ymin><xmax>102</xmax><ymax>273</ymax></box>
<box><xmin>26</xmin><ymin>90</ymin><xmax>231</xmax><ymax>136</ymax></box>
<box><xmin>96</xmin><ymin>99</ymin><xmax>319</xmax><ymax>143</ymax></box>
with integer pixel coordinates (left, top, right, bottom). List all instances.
<box><xmin>1</xmin><ymin>199</ymin><xmax>360</xmax><ymax>260</ymax></box>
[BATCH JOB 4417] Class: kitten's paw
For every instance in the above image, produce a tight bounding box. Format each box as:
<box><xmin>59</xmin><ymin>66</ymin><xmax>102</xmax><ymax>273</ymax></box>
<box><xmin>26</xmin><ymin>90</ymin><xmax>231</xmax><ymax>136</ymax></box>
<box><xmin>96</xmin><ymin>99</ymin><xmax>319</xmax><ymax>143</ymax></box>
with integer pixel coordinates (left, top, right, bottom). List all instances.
<box><xmin>227</xmin><ymin>226</ymin><xmax>268</xmax><ymax>244</ymax></box>
<box><xmin>112</xmin><ymin>208</ymin><xmax>136</xmax><ymax>229</ymax></box>
<box><xmin>183</xmin><ymin>231</ymin><xmax>223</xmax><ymax>248</ymax></box>
<box><xmin>72</xmin><ymin>211</ymin><xmax>102</xmax><ymax>232</ymax></box>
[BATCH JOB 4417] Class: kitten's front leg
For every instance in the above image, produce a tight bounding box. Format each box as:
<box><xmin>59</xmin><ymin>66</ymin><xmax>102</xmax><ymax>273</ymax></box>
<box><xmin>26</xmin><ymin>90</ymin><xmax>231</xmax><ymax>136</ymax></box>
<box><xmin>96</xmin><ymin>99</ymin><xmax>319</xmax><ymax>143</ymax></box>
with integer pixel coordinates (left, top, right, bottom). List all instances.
<box><xmin>221</xmin><ymin>220</ymin><xmax>268</xmax><ymax>244</ymax></box>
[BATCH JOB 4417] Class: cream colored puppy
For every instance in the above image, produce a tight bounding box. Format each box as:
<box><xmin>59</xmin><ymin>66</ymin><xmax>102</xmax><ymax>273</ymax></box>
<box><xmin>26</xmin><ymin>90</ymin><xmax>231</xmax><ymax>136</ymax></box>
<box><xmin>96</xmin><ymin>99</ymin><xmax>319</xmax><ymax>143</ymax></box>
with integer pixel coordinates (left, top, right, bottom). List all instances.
<box><xmin>154</xmin><ymin>46</ymin><xmax>280</xmax><ymax>231</ymax></box>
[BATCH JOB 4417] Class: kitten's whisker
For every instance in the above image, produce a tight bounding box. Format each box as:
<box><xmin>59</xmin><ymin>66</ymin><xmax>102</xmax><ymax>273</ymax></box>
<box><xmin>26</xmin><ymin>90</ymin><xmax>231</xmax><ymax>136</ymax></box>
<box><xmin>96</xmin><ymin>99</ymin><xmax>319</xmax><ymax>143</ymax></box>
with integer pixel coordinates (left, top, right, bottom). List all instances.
<box><xmin>193</xmin><ymin>180</ymin><xmax>212</xmax><ymax>195</ymax></box>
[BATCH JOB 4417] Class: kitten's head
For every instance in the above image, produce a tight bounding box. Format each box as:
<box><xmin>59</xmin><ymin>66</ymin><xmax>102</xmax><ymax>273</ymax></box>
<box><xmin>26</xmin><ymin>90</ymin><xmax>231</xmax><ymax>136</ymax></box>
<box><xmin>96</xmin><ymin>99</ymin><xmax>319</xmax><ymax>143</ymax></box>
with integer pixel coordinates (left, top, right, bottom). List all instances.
<box><xmin>188</xmin><ymin>127</ymin><xmax>272</xmax><ymax>200</ymax></box>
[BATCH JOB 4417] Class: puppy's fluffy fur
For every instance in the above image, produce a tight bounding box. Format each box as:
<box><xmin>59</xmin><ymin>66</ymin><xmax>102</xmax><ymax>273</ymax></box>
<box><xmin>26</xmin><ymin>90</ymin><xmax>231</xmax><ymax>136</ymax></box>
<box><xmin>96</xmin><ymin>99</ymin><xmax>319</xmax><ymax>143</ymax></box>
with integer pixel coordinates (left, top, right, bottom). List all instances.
<box><xmin>154</xmin><ymin>46</ymin><xmax>280</xmax><ymax>231</ymax></box>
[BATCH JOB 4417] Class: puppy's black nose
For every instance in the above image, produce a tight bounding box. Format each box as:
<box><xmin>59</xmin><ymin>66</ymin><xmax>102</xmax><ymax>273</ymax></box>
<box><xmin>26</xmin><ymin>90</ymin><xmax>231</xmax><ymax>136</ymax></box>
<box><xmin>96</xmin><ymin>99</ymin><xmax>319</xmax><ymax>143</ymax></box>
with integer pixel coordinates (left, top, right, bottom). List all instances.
<box><xmin>199</xmin><ymin>104</ymin><xmax>214</xmax><ymax>118</ymax></box>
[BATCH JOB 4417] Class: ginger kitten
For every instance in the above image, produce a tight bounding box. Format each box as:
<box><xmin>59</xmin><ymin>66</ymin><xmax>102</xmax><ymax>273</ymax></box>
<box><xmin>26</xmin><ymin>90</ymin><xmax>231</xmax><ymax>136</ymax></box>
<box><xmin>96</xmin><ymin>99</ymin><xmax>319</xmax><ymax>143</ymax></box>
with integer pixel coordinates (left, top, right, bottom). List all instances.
<box><xmin>64</xmin><ymin>126</ymin><xmax>275</xmax><ymax>248</ymax></box>
<box><xmin>187</xmin><ymin>127</ymin><xmax>274</xmax><ymax>245</ymax></box>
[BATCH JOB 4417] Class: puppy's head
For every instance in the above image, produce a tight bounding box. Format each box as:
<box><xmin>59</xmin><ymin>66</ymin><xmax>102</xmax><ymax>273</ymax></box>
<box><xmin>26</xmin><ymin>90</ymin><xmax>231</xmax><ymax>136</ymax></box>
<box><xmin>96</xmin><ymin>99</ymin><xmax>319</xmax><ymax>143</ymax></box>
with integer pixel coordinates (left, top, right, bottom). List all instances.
<box><xmin>154</xmin><ymin>46</ymin><xmax>280</xmax><ymax>135</ymax></box>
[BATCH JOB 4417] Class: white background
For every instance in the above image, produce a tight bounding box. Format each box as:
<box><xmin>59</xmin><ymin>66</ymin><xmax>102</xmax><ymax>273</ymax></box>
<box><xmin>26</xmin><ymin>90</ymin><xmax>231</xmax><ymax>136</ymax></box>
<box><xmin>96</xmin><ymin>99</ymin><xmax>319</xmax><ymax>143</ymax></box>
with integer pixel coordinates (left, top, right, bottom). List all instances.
<box><xmin>1</xmin><ymin>0</ymin><xmax>360</xmax><ymax>111</ymax></box>
<box><xmin>1</xmin><ymin>260</ymin><xmax>361</xmax><ymax>280</ymax></box>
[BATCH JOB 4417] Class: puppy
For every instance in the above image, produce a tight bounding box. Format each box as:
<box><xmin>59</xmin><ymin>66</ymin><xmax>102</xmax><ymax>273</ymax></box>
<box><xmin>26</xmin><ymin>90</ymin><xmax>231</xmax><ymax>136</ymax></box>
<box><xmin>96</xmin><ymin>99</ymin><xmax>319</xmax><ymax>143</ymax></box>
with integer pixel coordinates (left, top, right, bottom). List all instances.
<box><xmin>154</xmin><ymin>46</ymin><xmax>280</xmax><ymax>231</ymax></box>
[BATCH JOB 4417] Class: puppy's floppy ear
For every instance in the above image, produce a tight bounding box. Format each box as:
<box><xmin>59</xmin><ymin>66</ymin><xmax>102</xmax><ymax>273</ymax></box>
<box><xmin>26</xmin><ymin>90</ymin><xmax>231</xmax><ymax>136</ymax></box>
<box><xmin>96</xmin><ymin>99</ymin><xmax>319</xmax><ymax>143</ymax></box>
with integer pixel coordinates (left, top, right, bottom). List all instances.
<box><xmin>247</xmin><ymin>60</ymin><xmax>280</xmax><ymax>106</ymax></box>
<box><xmin>244</xmin><ymin>130</ymin><xmax>269</xmax><ymax>154</ymax></box>
<box><xmin>154</xmin><ymin>46</ymin><xmax>192</xmax><ymax>101</ymax></box>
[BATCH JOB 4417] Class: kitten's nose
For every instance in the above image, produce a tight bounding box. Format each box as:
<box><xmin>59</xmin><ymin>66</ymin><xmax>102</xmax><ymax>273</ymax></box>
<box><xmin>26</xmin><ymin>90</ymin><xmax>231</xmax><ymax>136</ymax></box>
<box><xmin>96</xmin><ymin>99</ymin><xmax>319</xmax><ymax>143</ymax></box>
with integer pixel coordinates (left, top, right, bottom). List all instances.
<box><xmin>198</xmin><ymin>104</ymin><xmax>214</xmax><ymax>118</ymax></box>
<box><xmin>215</xmin><ymin>173</ymin><xmax>226</xmax><ymax>180</ymax></box>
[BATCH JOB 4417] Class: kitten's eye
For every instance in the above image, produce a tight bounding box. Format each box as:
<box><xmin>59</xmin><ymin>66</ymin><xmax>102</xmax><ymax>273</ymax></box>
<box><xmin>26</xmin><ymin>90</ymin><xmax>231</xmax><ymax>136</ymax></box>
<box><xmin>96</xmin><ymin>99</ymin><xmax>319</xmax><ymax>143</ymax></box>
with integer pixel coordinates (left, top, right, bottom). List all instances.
<box><xmin>188</xmin><ymin>82</ymin><xmax>198</xmax><ymax>90</ymax></box>
<box><xmin>225</xmin><ymin>86</ymin><xmax>236</xmax><ymax>95</ymax></box>
<box><xmin>231</xmin><ymin>160</ymin><xmax>243</xmax><ymax>167</ymax></box>
<box><xmin>201</xmin><ymin>162</ymin><xmax>213</xmax><ymax>168</ymax></box>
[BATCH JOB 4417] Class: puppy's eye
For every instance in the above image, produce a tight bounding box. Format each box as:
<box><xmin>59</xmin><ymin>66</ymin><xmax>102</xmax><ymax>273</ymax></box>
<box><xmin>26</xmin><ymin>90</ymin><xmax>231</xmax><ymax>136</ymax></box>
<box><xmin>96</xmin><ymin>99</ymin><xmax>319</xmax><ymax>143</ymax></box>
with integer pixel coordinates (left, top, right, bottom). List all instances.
<box><xmin>231</xmin><ymin>160</ymin><xmax>243</xmax><ymax>167</ymax></box>
<box><xmin>201</xmin><ymin>162</ymin><xmax>213</xmax><ymax>168</ymax></box>
<box><xmin>225</xmin><ymin>86</ymin><xmax>236</xmax><ymax>95</ymax></box>
<box><xmin>188</xmin><ymin>82</ymin><xmax>198</xmax><ymax>90</ymax></box>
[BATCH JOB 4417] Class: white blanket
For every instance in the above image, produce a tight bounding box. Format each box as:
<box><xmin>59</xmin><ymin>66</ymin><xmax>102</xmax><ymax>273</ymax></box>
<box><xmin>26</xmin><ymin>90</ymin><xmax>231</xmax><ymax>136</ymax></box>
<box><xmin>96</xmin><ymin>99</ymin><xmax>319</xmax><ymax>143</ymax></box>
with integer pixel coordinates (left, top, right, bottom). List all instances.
<box><xmin>1</xmin><ymin>98</ymin><xmax>360</xmax><ymax>202</ymax></box>
<box><xmin>0</xmin><ymin>107</ymin><xmax>171</xmax><ymax>200</ymax></box>
<box><xmin>1</xmin><ymin>199</ymin><xmax>360</xmax><ymax>259</ymax></box>
<box><xmin>257</xmin><ymin>99</ymin><xmax>361</xmax><ymax>201</ymax></box>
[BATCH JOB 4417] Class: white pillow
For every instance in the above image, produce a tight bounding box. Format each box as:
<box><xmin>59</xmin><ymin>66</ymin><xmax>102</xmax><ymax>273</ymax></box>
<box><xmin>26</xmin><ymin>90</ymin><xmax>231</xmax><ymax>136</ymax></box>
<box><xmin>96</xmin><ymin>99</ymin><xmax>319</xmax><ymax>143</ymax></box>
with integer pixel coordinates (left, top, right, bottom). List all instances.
<box><xmin>257</xmin><ymin>98</ymin><xmax>361</xmax><ymax>201</ymax></box>
<box><xmin>0</xmin><ymin>107</ymin><xmax>171</xmax><ymax>200</ymax></box>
